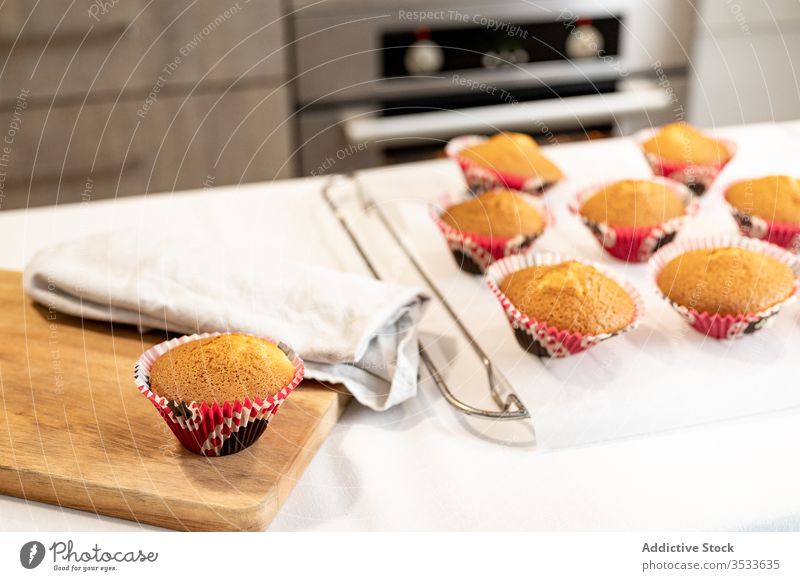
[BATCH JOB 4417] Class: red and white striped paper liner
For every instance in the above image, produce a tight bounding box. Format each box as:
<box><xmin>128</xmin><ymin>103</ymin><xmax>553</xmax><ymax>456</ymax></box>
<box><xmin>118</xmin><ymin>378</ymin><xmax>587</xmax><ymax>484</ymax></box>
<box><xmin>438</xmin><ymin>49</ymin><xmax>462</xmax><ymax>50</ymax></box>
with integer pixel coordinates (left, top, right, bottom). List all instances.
<box><xmin>134</xmin><ymin>332</ymin><xmax>305</xmax><ymax>457</ymax></box>
<box><xmin>633</xmin><ymin>127</ymin><xmax>736</xmax><ymax>196</ymax></box>
<box><xmin>648</xmin><ymin>236</ymin><xmax>800</xmax><ymax>339</ymax></box>
<box><xmin>431</xmin><ymin>191</ymin><xmax>554</xmax><ymax>274</ymax></box>
<box><xmin>568</xmin><ymin>177</ymin><xmax>699</xmax><ymax>263</ymax></box>
<box><xmin>723</xmin><ymin>191</ymin><xmax>800</xmax><ymax>254</ymax></box>
<box><xmin>485</xmin><ymin>253</ymin><xmax>645</xmax><ymax>358</ymax></box>
<box><xmin>445</xmin><ymin>134</ymin><xmax>561</xmax><ymax>196</ymax></box>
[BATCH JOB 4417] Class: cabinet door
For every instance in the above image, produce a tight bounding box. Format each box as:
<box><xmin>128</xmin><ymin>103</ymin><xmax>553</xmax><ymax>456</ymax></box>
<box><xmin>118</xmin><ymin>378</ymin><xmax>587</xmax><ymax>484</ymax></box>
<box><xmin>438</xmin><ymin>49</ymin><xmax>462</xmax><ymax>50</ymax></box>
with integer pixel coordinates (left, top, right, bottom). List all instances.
<box><xmin>0</xmin><ymin>1</ymin><xmax>287</xmax><ymax>101</ymax></box>
<box><xmin>0</xmin><ymin>0</ymin><xmax>138</xmax><ymax>41</ymax></box>
<box><xmin>0</xmin><ymin>85</ymin><xmax>292</xmax><ymax>209</ymax></box>
<box><xmin>0</xmin><ymin>97</ymin><xmax>148</xmax><ymax>209</ymax></box>
<box><xmin>147</xmin><ymin>84</ymin><xmax>294</xmax><ymax>194</ymax></box>
<box><xmin>689</xmin><ymin>32</ymin><xmax>800</xmax><ymax>126</ymax></box>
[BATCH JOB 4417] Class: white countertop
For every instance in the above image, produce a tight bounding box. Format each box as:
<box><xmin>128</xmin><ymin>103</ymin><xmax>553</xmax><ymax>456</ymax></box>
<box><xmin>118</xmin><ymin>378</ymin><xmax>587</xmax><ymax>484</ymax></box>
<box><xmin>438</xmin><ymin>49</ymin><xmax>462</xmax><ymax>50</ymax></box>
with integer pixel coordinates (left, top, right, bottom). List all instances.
<box><xmin>3</xmin><ymin>122</ymin><xmax>800</xmax><ymax>531</ymax></box>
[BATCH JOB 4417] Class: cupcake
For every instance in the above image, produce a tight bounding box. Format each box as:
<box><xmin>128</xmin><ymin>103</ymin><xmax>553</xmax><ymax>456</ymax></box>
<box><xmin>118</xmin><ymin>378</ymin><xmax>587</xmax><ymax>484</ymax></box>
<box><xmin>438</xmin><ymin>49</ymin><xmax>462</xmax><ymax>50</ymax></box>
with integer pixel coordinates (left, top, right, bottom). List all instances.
<box><xmin>134</xmin><ymin>332</ymin><xmax>304</xmax><ymax>456</ymax></box>
<box><xmin>725</xmin><ymin>175</ymin><xmax>800</xmax><ymax>252</ymax></box>
<box><xmin>485</xmin><ymin>255</ymin><xmax>644</xmax><ymax>357</ymax></box>
<box><xmin>570</xmin><ymin>177</ymin><xmax>698</xmax><ymax>262</ymax></box>
<box><xmin>432</xmin><ymin>188</ymin><xmax>551</xmax><ymax>274</ymax></box>
<box><xmin>636</xmin><ymin>122</ymin><xmax>735</xmax><ymax>195</ymax></box>
<box><xmin>445</xmin><ymin>132</ymin><xmax>563</xmax><ymax>195</ymax></box>
<box><xmin>650</xmin><ymin>237</ymin><xmax>799</xmax><ymax>339</ymax></box>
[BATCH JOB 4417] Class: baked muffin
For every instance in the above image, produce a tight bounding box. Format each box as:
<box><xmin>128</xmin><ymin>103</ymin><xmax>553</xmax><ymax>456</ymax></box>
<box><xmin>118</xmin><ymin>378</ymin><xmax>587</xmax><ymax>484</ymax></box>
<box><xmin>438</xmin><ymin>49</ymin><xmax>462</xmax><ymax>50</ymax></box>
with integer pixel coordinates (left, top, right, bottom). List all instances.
<box><xmin>571</xmin><ymin>178</ymin><xmax>696</xmax><ymax>262</ymax></box>
<box><xmin>579</xmin><ymin>179</ymin><xmax>686</xmax><ymax>228</ymax></box>
<box><xmin>726</xmin><ymin>175</ymin><xmax>800</xmax><ymax>224</ymax></box>
<box><xmin>498</xmin><ymin>260</ymin><xmax>636</xmax><ymax>335</ymax></box>
<box><xmin>136</xmin><ymin>332</ymin><xmax>303</xmax><ymax>457</ymax></box>
<box><xmin>434</xmin><ymin>189</ymin><xmax>550</xmax><ymax>274</ymax></box>
<box><xmin>459</xmin><ymin>132</ymin><xmax>563</xmax><ymax>183</ymax></box>
<box><xmin>150</xmin><ymin>333</ymin><xmax>296</xmax><ymax>403</ymax></box>
<box><xmin>656</xmin><ymin>247</ymin><xmax>795</xmax><ymax>316</ymax></box>
<box><xmin>441</xmin><ymin>188</ymin><xmax>546</xmax><ymax>237</ymax></box>
<box><xmin>642</xmin><ymin>122</ymin><xmax>732</xmax><ymax>166</ymax></box>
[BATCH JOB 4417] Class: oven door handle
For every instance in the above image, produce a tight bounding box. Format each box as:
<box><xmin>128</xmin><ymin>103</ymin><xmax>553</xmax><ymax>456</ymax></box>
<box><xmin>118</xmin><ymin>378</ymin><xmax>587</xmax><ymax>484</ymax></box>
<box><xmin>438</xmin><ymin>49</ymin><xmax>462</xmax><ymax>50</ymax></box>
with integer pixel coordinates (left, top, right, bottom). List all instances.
<box><xmin>341</xmin><ymin>78</ymin><xmax>672</xmax><ymax>144</ymax></box>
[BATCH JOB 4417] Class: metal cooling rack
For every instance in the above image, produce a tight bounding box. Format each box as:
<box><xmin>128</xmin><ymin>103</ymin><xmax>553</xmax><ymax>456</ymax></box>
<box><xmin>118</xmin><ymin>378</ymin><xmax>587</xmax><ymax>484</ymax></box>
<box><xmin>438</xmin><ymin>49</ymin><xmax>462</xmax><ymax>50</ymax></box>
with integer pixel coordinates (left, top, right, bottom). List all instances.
<box><xmin>322</xmin><ymin>175</ymin><xmax>530</xmax><ymax>422</ymax></box>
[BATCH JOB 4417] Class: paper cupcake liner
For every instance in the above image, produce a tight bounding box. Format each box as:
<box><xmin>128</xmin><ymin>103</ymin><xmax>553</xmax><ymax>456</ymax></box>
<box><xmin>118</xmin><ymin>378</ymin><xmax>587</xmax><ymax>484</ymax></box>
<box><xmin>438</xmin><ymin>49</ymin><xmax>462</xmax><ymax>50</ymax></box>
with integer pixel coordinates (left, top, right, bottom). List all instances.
<box><xmin>445</xmin><ymin>135</ymin><xmax>560</xmax><ymax>196</ymax></box>
<box><xmin>134</xmin><ymin>332</ymin><xmax>305</xmax><ymax>457</ymax></box>
<box><xmin>431</xmin><ymin>191</ymin><xmax>554</xmax><ymax>274</ymax></box>
<box><xmin>648</xmin><ymin>236</ymin><xmax>800</xmax><ymax>339</ymax></box>
<box><xmin>568</xmin><ymin>177</ymin><xmax>699</xmax><ymax>262</ymax></box>
<box><xmin>724</xmin><ymin>198</ymin><xmax>800</xmax><ymax>254</ymax></box>
<box><xmin>485</xmin><ymin>253</ymin><xmax>645</xmax><ymax>358</ymax></box>
<box><xmin>633</xmin><ymin>128</ymin><xmax>736</xmax><ymax>196</ymax></box>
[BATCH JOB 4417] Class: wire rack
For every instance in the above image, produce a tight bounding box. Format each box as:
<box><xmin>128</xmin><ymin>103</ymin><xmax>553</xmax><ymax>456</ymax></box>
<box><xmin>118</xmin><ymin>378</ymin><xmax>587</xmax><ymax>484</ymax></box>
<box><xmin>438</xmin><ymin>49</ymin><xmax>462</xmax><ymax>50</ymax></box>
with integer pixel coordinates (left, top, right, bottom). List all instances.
<box><xmin>321</xmin><ymin>175</ymin><xmax>530</xmax><ymax>422</ymax></box>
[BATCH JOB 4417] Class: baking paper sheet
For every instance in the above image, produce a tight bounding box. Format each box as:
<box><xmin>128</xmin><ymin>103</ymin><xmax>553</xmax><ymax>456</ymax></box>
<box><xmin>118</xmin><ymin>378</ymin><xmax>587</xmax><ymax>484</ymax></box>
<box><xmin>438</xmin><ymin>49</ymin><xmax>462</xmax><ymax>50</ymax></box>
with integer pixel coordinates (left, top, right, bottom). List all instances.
<box><xmin>353</xmin><ymin>123</ymin><xmax>800</xmax><ymax>449</ymax></box>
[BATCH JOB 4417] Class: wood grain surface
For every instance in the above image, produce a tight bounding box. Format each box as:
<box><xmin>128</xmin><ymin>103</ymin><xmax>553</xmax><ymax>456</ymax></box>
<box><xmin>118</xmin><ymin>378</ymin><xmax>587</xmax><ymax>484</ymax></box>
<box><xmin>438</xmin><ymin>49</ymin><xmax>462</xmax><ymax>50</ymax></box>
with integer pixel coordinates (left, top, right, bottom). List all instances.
<box><xmin>0</xmin><ymin>270</ymin><xmax>348</xmax><ymax>531</ymax></box>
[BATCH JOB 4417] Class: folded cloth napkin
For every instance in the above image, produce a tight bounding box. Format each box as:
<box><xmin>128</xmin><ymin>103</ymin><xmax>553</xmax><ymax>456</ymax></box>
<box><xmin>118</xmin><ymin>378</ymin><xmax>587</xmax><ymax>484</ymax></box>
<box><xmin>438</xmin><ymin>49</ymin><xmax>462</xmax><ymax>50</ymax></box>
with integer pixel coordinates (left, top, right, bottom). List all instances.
<box><xmin>23</xmin><ymin>231</ymin><xmax>429</xmax><ymax>411</ymax></box>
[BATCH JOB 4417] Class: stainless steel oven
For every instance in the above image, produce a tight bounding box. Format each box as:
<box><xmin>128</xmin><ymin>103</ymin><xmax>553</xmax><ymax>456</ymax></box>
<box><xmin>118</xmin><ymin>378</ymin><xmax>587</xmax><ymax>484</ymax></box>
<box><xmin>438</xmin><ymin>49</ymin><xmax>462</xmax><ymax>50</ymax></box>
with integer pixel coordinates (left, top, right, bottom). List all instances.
<box><xmin>291</xmin><ymin>0</ymin><xmax>694</xmax><ymax>175</ymax></box>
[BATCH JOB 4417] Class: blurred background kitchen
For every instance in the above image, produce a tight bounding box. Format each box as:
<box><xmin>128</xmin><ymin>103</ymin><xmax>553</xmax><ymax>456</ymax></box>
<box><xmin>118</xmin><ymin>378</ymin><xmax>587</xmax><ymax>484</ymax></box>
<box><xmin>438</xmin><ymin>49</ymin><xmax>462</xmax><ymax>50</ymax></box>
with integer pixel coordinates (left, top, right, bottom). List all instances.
<box><xmin>0</xmin><ymin>0</ymin><xmax>797</xmax><ymax>209</ymax></box>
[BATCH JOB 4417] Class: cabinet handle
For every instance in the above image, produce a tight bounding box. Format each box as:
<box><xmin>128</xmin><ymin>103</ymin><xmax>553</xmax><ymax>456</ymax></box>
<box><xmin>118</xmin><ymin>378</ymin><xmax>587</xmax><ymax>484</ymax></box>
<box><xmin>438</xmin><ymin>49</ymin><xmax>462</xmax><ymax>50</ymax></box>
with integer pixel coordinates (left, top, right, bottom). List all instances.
<box><xmin>4</xmin><ymin>157</ymin><xmax>143</xmax><ymax>187</ymax></box>
<box><xmin>0</xmin><ymin>19</ymin><xmax>133</xmax><ymax>46</ymax></box>
<box><xmin>342</xmin><ymin>78</ymin><xmax>671</xmax><ymax>144</ymax></box>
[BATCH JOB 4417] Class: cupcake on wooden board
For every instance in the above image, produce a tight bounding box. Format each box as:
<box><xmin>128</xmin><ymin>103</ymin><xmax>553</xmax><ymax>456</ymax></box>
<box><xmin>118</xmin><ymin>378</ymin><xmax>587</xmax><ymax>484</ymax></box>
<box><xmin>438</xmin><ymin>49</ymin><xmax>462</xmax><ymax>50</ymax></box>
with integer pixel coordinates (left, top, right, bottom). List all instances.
<box><xmin>485</xmin><ymin>255</ymin><xmax>644</xmax><ymax>357</ymax></box>
<box><xmin>445</xmin><ymin>132</ymin><xmax>563</xmax><ymax>195</ymax></box>
<box><xmin>570</xmin><ymin>177</ymin><xmax>698</xmax><ymax>262</ymax></box>
<box><xmin>650</xmin><ymin>237</ymin><xmax>799</xmax><ymax>339</ymax></box>
<box><xmin>433</xmin><ymin>188</ymin><xmax>551</xmax><ymax>274</ymax></box>
<box><xmin>725</xmin><ymin>175</ymin><xmax>800</xmax><ymax>252</ymax></box>
<box><xmin>135</xmin><ymin>332</ymin><xmax>304</xmax><ymax>456</ymax></box>
<box><xmin>635</xmin><ymin>122</ymin><xmax>735</xmax><ymax>195</ymax></box>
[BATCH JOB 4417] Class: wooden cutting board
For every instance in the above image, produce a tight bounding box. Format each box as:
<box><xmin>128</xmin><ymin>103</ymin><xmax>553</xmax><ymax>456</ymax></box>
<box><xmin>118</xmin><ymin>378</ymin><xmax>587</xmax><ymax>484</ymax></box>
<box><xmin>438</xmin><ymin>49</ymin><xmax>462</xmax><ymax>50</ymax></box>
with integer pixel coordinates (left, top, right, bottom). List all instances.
<box><xmin>0</xmin><ymin>270</ymin><xmax>348</xmax><ymax>531</ymax></box>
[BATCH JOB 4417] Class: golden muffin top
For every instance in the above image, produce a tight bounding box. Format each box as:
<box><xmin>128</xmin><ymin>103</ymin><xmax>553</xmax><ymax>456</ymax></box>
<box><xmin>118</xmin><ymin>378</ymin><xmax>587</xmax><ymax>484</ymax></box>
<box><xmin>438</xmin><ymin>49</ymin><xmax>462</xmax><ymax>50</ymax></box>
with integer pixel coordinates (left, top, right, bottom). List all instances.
<box><xmin>459</xmin><ymin>132</ymin><xmax>563</xmax><ymax>183</ymax></box>
<box><xmin>150</xmin><ymin>333</ymin><xmax>296</xmax><ymax>403</ymax></box>
<box><xmin>579</xmin><ymin>179</ymin><xmax>686</xmax><ymax>228</ymax></box>
<box><xmin>726</xmin><ymin>175</ymin><xmax>800</xmax><ymax>224</ymax></box>
<box><xmin>656</xmin><ymin>247</ymin><xmax>795</xmax><ymax>316</ymax></box>
<box><xmin>642</xmin><ymin>122</ymin><xmax>732</xmax><ymax>165</ymax></box>
<box><xmin>499</xmin><ymin>260</ymin><xmax>636</xmax><ymax>335</ymax></box>
<box><xmin>441</xmin><ymin>189</ymin><xmax>546</xmax><ymax>238</ymax></box>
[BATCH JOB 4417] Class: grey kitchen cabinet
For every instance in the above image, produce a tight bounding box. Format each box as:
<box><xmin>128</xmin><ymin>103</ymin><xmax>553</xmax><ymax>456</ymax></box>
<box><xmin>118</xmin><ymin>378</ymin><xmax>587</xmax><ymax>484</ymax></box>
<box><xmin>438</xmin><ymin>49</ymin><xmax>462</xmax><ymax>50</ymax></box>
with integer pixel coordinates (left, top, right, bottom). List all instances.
<box><xmin>0</xmin><ymin>85</ymin><xmax>292</xmax><ymax>209</ymax></box>
<box><xmin>0</xmin><ymin>0</ymin><xmax>287</xmax><ymax>99</ymax></box>
<box><xmin>688</xmin><ymin>0</ymin><xmax>800</xmax><ymax>126</ymax></box>
<box><xmin>0</xmin><ymin>0</ymin><xmax>293</xmax><ymax>209</ymax></box>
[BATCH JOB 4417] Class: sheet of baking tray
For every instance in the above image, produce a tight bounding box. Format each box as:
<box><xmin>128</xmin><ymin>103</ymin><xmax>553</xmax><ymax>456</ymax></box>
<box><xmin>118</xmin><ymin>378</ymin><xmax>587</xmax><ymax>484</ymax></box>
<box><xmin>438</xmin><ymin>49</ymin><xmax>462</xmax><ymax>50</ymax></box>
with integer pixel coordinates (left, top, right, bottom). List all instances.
<box><xmin>350</xmin><ymin>124</ymin><xmax>800</xmax><ymax>449</ymax></box>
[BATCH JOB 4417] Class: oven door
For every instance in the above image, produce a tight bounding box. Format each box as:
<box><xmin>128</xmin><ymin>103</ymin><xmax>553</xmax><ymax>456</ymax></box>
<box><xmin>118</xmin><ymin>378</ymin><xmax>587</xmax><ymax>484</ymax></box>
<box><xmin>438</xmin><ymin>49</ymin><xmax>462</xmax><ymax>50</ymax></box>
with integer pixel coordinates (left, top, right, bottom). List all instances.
<box><xmin>298</xmin><ymin>77</ymin><xmax>680</xmax><ymax>175</ymax></box>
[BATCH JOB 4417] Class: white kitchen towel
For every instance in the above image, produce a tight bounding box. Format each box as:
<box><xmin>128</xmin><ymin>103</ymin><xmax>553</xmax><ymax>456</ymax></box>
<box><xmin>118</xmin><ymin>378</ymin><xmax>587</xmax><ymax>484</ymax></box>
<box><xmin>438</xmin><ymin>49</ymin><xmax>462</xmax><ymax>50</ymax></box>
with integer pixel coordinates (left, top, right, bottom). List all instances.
<box><xmin>23</xmin><ymin>231</ymin><xmax>429</xmax><ymax>411</ymax></box>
